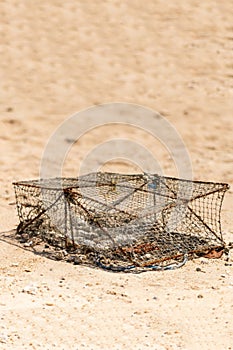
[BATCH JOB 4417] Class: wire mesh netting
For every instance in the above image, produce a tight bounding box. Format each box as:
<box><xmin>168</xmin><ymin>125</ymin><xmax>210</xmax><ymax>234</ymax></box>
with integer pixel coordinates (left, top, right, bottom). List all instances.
<box><xmin>13</xmin><ymin>172</ymin><xmax>229</xmax><ymax>272</ymax></box>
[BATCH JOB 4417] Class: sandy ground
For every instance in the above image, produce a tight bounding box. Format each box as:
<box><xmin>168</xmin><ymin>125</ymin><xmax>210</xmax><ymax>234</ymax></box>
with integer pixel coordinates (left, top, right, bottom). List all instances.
<box><xmin>0</xmin><ymin>1</ymin><xmax>233</xmax><ymax>349</ymax></box>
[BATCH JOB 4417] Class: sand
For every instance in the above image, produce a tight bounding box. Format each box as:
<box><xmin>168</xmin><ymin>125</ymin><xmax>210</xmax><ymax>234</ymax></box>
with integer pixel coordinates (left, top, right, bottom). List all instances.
<box><xmin>0</xmin><ymin>1</ymin><xmax>232</xmax><ymax>349</ymax></box>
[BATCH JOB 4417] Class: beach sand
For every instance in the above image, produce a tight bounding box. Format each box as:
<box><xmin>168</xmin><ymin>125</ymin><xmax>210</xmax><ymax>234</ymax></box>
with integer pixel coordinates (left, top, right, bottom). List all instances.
<box><xmin>0</xmin><ymin>1</ymin><xmax>232</xmax><ymax>349</ymax></box>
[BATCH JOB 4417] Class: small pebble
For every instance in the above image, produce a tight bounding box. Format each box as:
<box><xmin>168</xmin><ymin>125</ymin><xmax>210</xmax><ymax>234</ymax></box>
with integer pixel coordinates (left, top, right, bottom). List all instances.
<box><xmin>197</xmin><ymin>294</ymin><xmax>203</xmax><ymax>298</ymax></box>
<box><xmin>22</xmin><ymin>285</ymin><xmax>38</xmax><ymax>295</ymax></box>
<box><xmin>55</xmin><ymin>252</ymin><xmax>64</xmax><ymax>260</ymax></box>
<box><xmin>24</xmin><ymin>241</ymin><xmax>33</xmax><ymax>247</ymax></box>
<box><xmin>196</xmin><ymin>267</ymin><xmax>206</xmax><ymax>273</ymax></box>
<box><xmin>0</xmin><ymin>332</ymin><xmax>7</xmax><ymax>343</ymax></box>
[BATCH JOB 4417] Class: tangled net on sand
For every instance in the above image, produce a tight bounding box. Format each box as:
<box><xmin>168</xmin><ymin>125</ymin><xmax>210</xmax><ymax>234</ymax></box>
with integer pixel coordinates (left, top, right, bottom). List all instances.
<box><xmin>13</xmin><ymin>172</ymin><xmax>229</xmax><ymax>272</ymax></box>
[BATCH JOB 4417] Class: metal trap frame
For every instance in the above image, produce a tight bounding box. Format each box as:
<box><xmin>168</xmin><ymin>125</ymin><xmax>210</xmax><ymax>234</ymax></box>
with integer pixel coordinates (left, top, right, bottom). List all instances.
<box><xmin>13</xmin><ymin>172</ymin><xmax>229</xmax><ymax>272</ymax></box>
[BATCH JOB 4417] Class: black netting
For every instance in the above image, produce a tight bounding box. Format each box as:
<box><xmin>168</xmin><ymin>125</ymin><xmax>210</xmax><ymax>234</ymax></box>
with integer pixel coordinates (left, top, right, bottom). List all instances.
<box><xmin>13</xmin><ymin>172</ymin><xmax>229</xmax><ymax>272</ymax></box>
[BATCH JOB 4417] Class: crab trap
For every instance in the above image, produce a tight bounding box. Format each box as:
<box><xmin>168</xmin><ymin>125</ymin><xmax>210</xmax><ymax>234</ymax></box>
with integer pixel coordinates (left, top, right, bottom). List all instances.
<box><xmin>13</xmin><ymin>172</ymin><xmax>229</xmax><ymax>272</ymax></box>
